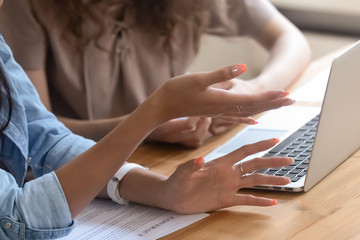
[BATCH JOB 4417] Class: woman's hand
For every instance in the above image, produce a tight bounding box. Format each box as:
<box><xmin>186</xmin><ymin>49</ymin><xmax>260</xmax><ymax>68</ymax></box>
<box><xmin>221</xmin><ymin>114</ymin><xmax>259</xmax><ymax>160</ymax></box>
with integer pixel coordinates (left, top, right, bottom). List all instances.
<box><xmin>208</xmin><ymin>76</ymin><xmax>274</xmax><ymax>136</ymax></box>
<box><xmin>146</xmin><ymin>64</ymin><xmax>294</xmax><ymax>125</ymax></box>
<box><xmin>163</xmin><ymin>138</ymin><xmax>293</xmax><ymax>214</ymax></box>
<box><xmin>147</xmin><ymin>117</ymin><xmax>212</xmax><ymax>148</ymax></box>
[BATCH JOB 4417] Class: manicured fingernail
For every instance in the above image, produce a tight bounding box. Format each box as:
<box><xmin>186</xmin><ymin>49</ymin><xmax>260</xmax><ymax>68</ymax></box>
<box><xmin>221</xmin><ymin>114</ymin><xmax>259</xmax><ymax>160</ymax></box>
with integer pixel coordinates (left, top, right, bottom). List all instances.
<box><xmin>232</xmin><ymin>64</ymin><xmax>247</xmax><ymax>76</ymax></box>
<box><xmin>248</xmin><ymin>119</ymin><xmax>258</xmax><ymax>125</ymax></box>
<box><xmin>283</xmin><ymin>99</ymin><xmax>296</xmax><ymax>106</ymax></box>
<box><xmin>194</xmin><ymin>157</ymin><xmax>204</xmax><ymax>165</ymax></box>
<box><xmin>283</xmin><ymin>91</ymin><xmax>290</xmax><ymax>96</ymax></box>
<box><xmin>274</xmin><ymin>138</ymin><xmax>280</xmax><ymax>143</ymax></box>
<box><xmin>272</xmin><ymin>199</ymin><xmax>278</xmax><ymax>205</ymax></box>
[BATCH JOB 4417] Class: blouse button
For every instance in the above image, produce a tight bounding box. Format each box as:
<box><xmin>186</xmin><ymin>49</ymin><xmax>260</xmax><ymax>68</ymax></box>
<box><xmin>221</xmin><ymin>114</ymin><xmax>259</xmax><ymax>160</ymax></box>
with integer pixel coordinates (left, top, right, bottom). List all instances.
<box><xmin>3</xmin><ymin>222</ymin><xmax>12</xmax><ymax>230</ymax></box>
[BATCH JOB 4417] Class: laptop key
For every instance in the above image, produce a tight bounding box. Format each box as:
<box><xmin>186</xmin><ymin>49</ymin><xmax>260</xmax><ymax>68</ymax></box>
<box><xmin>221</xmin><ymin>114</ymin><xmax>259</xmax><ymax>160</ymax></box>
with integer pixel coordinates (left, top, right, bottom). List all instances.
<box><xmin>291</xmin><ymin>177</ymin><xmax>301</xmax><ymax>182</ymax></box>
<box><xmin>285</xmin><ymin>173</ymin><xmax>296</xmax><ymax>179</ymax></box>
<box><xmin>290</xmin><ymin>169</ymin><xmax>302</xmax><ymax>174</ymax></box>
<box><xmin>295</xmin><ymin>155</ymin><xmax>307</xmax><ymax>161</ymax></box>
<box><xmin>275</xmin><ymin>171</ymin><xmax>287</xmax><ymax>176</ymax></box>
<box><xmin>296</xmin><ymin>164</ymin><xmax>308</xmax><ymax>169</ymax></box>
<box><xmin>281</xmin><ymin>167</ymin><xmax>293</xmax><ymax>171</ymax></box>
<box><xmin>256</xmin><ymin>114</ymin><xmax>319</xmax><ymax>185</ymax></box>
<box><xmin>298</xmin><ymin>172</ymin><xmax>306</xmax><ymax>177</ymax></box>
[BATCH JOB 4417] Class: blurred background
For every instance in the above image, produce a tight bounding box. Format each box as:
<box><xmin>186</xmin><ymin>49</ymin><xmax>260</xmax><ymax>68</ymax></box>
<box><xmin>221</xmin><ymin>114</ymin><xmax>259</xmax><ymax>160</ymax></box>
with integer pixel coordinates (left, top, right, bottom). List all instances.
<box><xmin>189</xmin><ymin>0</ymin><xmax>360</xmax><ymax>79</ymax></box>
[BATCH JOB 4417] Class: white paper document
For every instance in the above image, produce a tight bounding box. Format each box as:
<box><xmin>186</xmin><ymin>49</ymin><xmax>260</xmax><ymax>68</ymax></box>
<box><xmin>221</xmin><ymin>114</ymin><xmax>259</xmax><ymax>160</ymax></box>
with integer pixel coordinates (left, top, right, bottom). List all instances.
<box><xmin>60</xmin><ymin>199</ymin><xmax>208</xmax><ymax>240</ymax></box>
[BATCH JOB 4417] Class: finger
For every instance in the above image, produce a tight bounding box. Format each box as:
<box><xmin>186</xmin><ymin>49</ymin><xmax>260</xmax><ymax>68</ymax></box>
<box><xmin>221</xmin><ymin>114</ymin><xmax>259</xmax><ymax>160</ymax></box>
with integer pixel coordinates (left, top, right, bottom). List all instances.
<box><xmin>176</xmin><ymin>157</ymin><xmax>205</xmax><ymax>175</ymax></box>
<box><xmin>212</xmin><ymin>116</ymin><xmax>258</xmax><ymax>125</ymax></box>
<box><xmin>150</xmin><ymin>119</ymin><xmax>199</xmax><ymax>144</ymax></box>
<box><xmin>221</xmin><ymin>138</ymin><xmax>280</xmax><ymax>165</ymax></box>
<box><xmin>241</xmin><ymin>157</ymin><xmax>294</xmax><ymax>174</ymax></box>
<box><xmin>209</xmin><ymin>124</ymin><xmax>233</xmax><ymax>136</ymax></box>
<box><xmin>238</xmin><ymin>173</ymin><xmax>291</xmax><ymax>189</ymax></box>
<box><xmin>169</xmin><ymin>117</ymin><xmax>200</xmax><ymax>131</ymax></box>
<box><xmin>208</xmin><ymin>117</ymin><xmax>237</xmax><ymax>135</ymax></box>
<box><xmin>185</xmin><ymin>117</ymin><xmax>202</xmax><ymax>129</ymax></box>
<box><xmin>198</xmin><ymin>64</ymin><xmax>247</xmax><ymax>88</ymax></box>
<box><xmin>239</xmin><ymin>97</ymin><xmax>295</xmax><ymax>114</ymax></box>
<box><xmin>180</xmin><ymin>118</ymin><xmax>212</xmax><ymax>147</ymax></box>
<box><xmin>193</xmin><ymin>157</ymin><xmax>205</xmax><ymax>170</ymax></box>
<box><xmin>204</xmin><ymin>90</ymin><xmax>291</xmax><ymax>114</ymax></box>
<box><xmin>233</xmin><ymin>194</ymin><xmax>278</xmax><ymax>207</ymax></box>
<box><xmin>243</xmin><ymin>90</ymin><xmax>290</xmax><ymax>104</ymax></box>
<box><xmin>192</xmin><ymin>117</ymin><xmax>212</xmax><ymax>137</ymax></box>
<box><xmin>211</xmin><ymin>79</ymin><xmax>233</xmax><ymax>90</ymax></box>
<box><xmin>193</xmin><ymin>117</ymin><xmax>211</xmax><ymax>132</ymax></box>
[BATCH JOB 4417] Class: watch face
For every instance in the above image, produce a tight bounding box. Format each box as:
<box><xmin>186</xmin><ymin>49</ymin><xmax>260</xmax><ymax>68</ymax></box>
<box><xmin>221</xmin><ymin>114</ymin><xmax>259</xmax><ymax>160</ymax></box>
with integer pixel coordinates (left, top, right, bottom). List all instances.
<box><xmin>111</xmin><ymin>176</ymin><xmax>120</xmax><ymax>182</ymax></box>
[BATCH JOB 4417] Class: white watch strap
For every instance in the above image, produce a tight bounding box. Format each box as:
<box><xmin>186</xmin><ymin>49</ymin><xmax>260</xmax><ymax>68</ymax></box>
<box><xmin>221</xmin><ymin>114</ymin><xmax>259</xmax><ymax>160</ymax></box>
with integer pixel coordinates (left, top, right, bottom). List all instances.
<box><xmin>107</xmin><ymin>163</ymin><xmax>145</xmax><ymax>205</ymax></box>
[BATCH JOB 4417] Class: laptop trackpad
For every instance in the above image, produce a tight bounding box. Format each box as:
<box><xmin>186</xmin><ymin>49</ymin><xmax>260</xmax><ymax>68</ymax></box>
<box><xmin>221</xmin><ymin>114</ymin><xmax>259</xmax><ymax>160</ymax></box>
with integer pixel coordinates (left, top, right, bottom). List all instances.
<box><xmin>217</xmin><ymin>128</ymin><xmax>287</xmax><ymax>154</ymax></box>
<box><xmin>205</xmin><ymin>128</ymin><xmax>287</xmax><ymax>162</ymax></box>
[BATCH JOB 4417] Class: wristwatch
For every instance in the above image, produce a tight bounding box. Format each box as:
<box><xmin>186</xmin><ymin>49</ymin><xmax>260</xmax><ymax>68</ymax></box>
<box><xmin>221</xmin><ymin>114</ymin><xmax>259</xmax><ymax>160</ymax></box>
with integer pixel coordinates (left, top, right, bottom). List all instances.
<box><xmin>107</xmin><ymin>163</ymin><xmax>146</xmax><ymax>205</ymax></box>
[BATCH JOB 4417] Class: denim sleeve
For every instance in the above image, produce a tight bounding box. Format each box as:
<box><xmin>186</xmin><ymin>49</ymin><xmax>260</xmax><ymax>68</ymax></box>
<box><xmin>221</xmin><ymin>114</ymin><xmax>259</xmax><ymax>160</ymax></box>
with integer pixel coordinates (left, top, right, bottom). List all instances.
<box><xmin>28</xmin><ymin>121</ymin><xmax>96</xmax><ymax>177</ymax></box>
<box><xmin>0</xmin><ymin>170</ymin><xmax>74</xmax><ymax>239</ymax></box>
<box><xmin>20</xmin><ymin>74</ymin><xmax>95</xmax><ymax>176</ymax></box>
<box><xmin>2</xmin><ymin>40</ymin><xmax>96</xmax><ymax>176</ymax></box>
<box><xmin>34</xmin><ymin>133</ymin><xmax>96</xmax><ymax>176</ymax></box>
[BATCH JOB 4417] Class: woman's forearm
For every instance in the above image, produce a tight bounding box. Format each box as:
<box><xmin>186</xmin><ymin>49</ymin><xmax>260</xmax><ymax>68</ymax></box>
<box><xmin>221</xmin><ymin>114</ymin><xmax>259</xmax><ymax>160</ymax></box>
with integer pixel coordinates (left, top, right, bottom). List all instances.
<box><xmin>254</xmin><ymin>14</ymin><xmax>311</xmax><ymax>91</ymax></box>
<box><xmin>55</xmin><ymin>97</ymin><xmax>163</xmax><ymax>217</ymax></box>
<box><xmin>58</xmin><ymin>115</ymin><xmax>129</xmax><ymax>141</ymax></box>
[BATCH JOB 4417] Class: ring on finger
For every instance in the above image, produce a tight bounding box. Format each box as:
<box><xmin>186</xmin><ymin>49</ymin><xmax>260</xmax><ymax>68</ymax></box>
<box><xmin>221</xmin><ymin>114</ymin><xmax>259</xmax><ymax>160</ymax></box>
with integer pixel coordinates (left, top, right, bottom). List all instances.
<box><xmin>239</xmin><ymin>162</ymin><xmax>245</xmax><ymax>175</ymax></box>
<box><xmin>236</xmin><ymin>105</ymin><xmax>243</xmax><ymax>115</ymax></box>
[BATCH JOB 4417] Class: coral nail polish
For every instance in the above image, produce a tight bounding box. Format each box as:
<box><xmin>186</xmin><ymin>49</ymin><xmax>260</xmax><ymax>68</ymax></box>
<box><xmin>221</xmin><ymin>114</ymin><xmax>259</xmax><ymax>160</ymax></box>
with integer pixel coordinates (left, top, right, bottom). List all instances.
<box><xmin>194</xmin><ymin>157</ymin><xmax>204</xmax><ymax>165</ymax></box>
<box><xmin>239</xmin><ymin>64</ymin><xmax>247</xmax><ymax>73</ymax></box>
<box><xmin>283</xmin><ymin>91</ymin><xmax>290</xmax><ymax>96</ymax></box>
<box><xmin>272</xmin><ymin>199</ymin><xmax>278</xmax><ymax>205</ymax></box>
<box><xmin>232</xmin><ymin>64</ymin><xmax>247</xmax><ymax>76</ymax></box>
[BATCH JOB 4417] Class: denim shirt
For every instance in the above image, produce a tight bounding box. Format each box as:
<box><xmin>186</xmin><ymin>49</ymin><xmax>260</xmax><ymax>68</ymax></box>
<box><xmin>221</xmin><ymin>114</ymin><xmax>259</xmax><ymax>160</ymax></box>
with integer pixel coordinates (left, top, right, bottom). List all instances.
<box><xmin>0</xmin><ymin>35</ymin><xmax>95</xmax><ymax>239</ymax></box>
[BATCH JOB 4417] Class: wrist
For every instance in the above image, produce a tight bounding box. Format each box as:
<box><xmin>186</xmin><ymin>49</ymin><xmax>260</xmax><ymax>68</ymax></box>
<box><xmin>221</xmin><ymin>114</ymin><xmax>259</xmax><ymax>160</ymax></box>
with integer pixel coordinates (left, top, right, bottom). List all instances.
<box><xmin>161</xmin><ymin>180</ymin><xmax>190</xmax><ymax>214</ymax></box>
<box><xmin>118</xmin><ymin>166</ymin><xmax>170</xmax><ymax>209</ymax></box>
<box><xmin>139</xmin><ymin>91</ymin><xmax>169</xmax><ymax>127</ymax></box>
<box><xmin>107</xmin><ymin>163</ymin><xmax>147</xmax><ymax>205</ymax></box>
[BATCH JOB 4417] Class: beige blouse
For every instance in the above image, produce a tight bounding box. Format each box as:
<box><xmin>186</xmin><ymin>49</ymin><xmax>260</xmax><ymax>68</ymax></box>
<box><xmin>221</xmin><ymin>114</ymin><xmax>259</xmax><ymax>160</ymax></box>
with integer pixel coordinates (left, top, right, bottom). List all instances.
<box><xmin>0</xmin><ymin>0</ymin><xmax>276</xmax><ymax>120</ymax></box>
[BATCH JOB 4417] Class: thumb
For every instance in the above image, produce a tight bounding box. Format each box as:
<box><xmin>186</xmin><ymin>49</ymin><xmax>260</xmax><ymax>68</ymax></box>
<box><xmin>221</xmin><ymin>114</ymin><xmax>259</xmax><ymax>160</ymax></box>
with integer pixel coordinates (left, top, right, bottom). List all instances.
<box><xmin>193</xmin><ymin>156</ymin><xmax>205</xmax><ymax>170</ymax></box>
<box><xmin>199</xmin><ymin>64</ymin><xmax>247</xmax><ymax>88</ymax></box>
<box><xmin>176</xmin><ymin>157</ymin><xmax>205</xmax><ymax>177</ymax></box>
<box><xmin>177</xmin><ymin>157</ymin><xmax>205</xmax><ymax>174</ymax></box>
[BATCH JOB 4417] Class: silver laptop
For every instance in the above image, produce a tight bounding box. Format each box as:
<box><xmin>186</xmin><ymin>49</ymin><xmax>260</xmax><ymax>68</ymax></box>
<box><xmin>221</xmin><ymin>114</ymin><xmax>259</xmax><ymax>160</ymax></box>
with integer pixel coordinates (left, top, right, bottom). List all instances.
<box><xmin>204</xmin><ymin>41</ymin><xmax>360</xmax><ymax>192</ymax></box>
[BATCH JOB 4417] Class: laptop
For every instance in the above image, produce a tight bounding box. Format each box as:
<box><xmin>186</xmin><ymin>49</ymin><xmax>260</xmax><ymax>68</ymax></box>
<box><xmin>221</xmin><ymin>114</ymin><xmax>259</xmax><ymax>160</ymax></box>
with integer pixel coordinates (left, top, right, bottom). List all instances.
<box><xmin>204</xmin><ymin>41</ymin><xmax>360</xmax><ymax>192</ymax></box>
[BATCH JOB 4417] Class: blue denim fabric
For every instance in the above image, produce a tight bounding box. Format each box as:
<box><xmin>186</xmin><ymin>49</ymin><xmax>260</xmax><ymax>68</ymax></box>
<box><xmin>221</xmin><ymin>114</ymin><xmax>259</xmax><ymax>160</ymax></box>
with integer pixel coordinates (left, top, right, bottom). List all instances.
<box><xmin>0</xmin><ymin>35</ymin><xmax>95</xmax><ymax>239</ymax></box>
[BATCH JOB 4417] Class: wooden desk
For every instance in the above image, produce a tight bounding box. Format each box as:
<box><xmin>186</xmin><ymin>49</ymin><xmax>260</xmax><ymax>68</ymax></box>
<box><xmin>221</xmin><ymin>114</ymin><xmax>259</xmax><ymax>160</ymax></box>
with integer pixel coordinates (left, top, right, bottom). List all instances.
<box><xmin>128</xmin><ymin>47</ymin><xmax>360</xmax><ymax>240</ymax></box>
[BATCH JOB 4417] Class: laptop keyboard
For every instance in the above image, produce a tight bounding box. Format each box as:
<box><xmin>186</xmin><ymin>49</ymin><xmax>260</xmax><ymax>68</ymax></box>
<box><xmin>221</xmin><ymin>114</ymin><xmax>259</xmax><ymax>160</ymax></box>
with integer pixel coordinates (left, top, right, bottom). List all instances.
<box><xmin>256</xmin><ymin>114</ymin><xmax>320</xmax><ymax>182</ymax></box>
